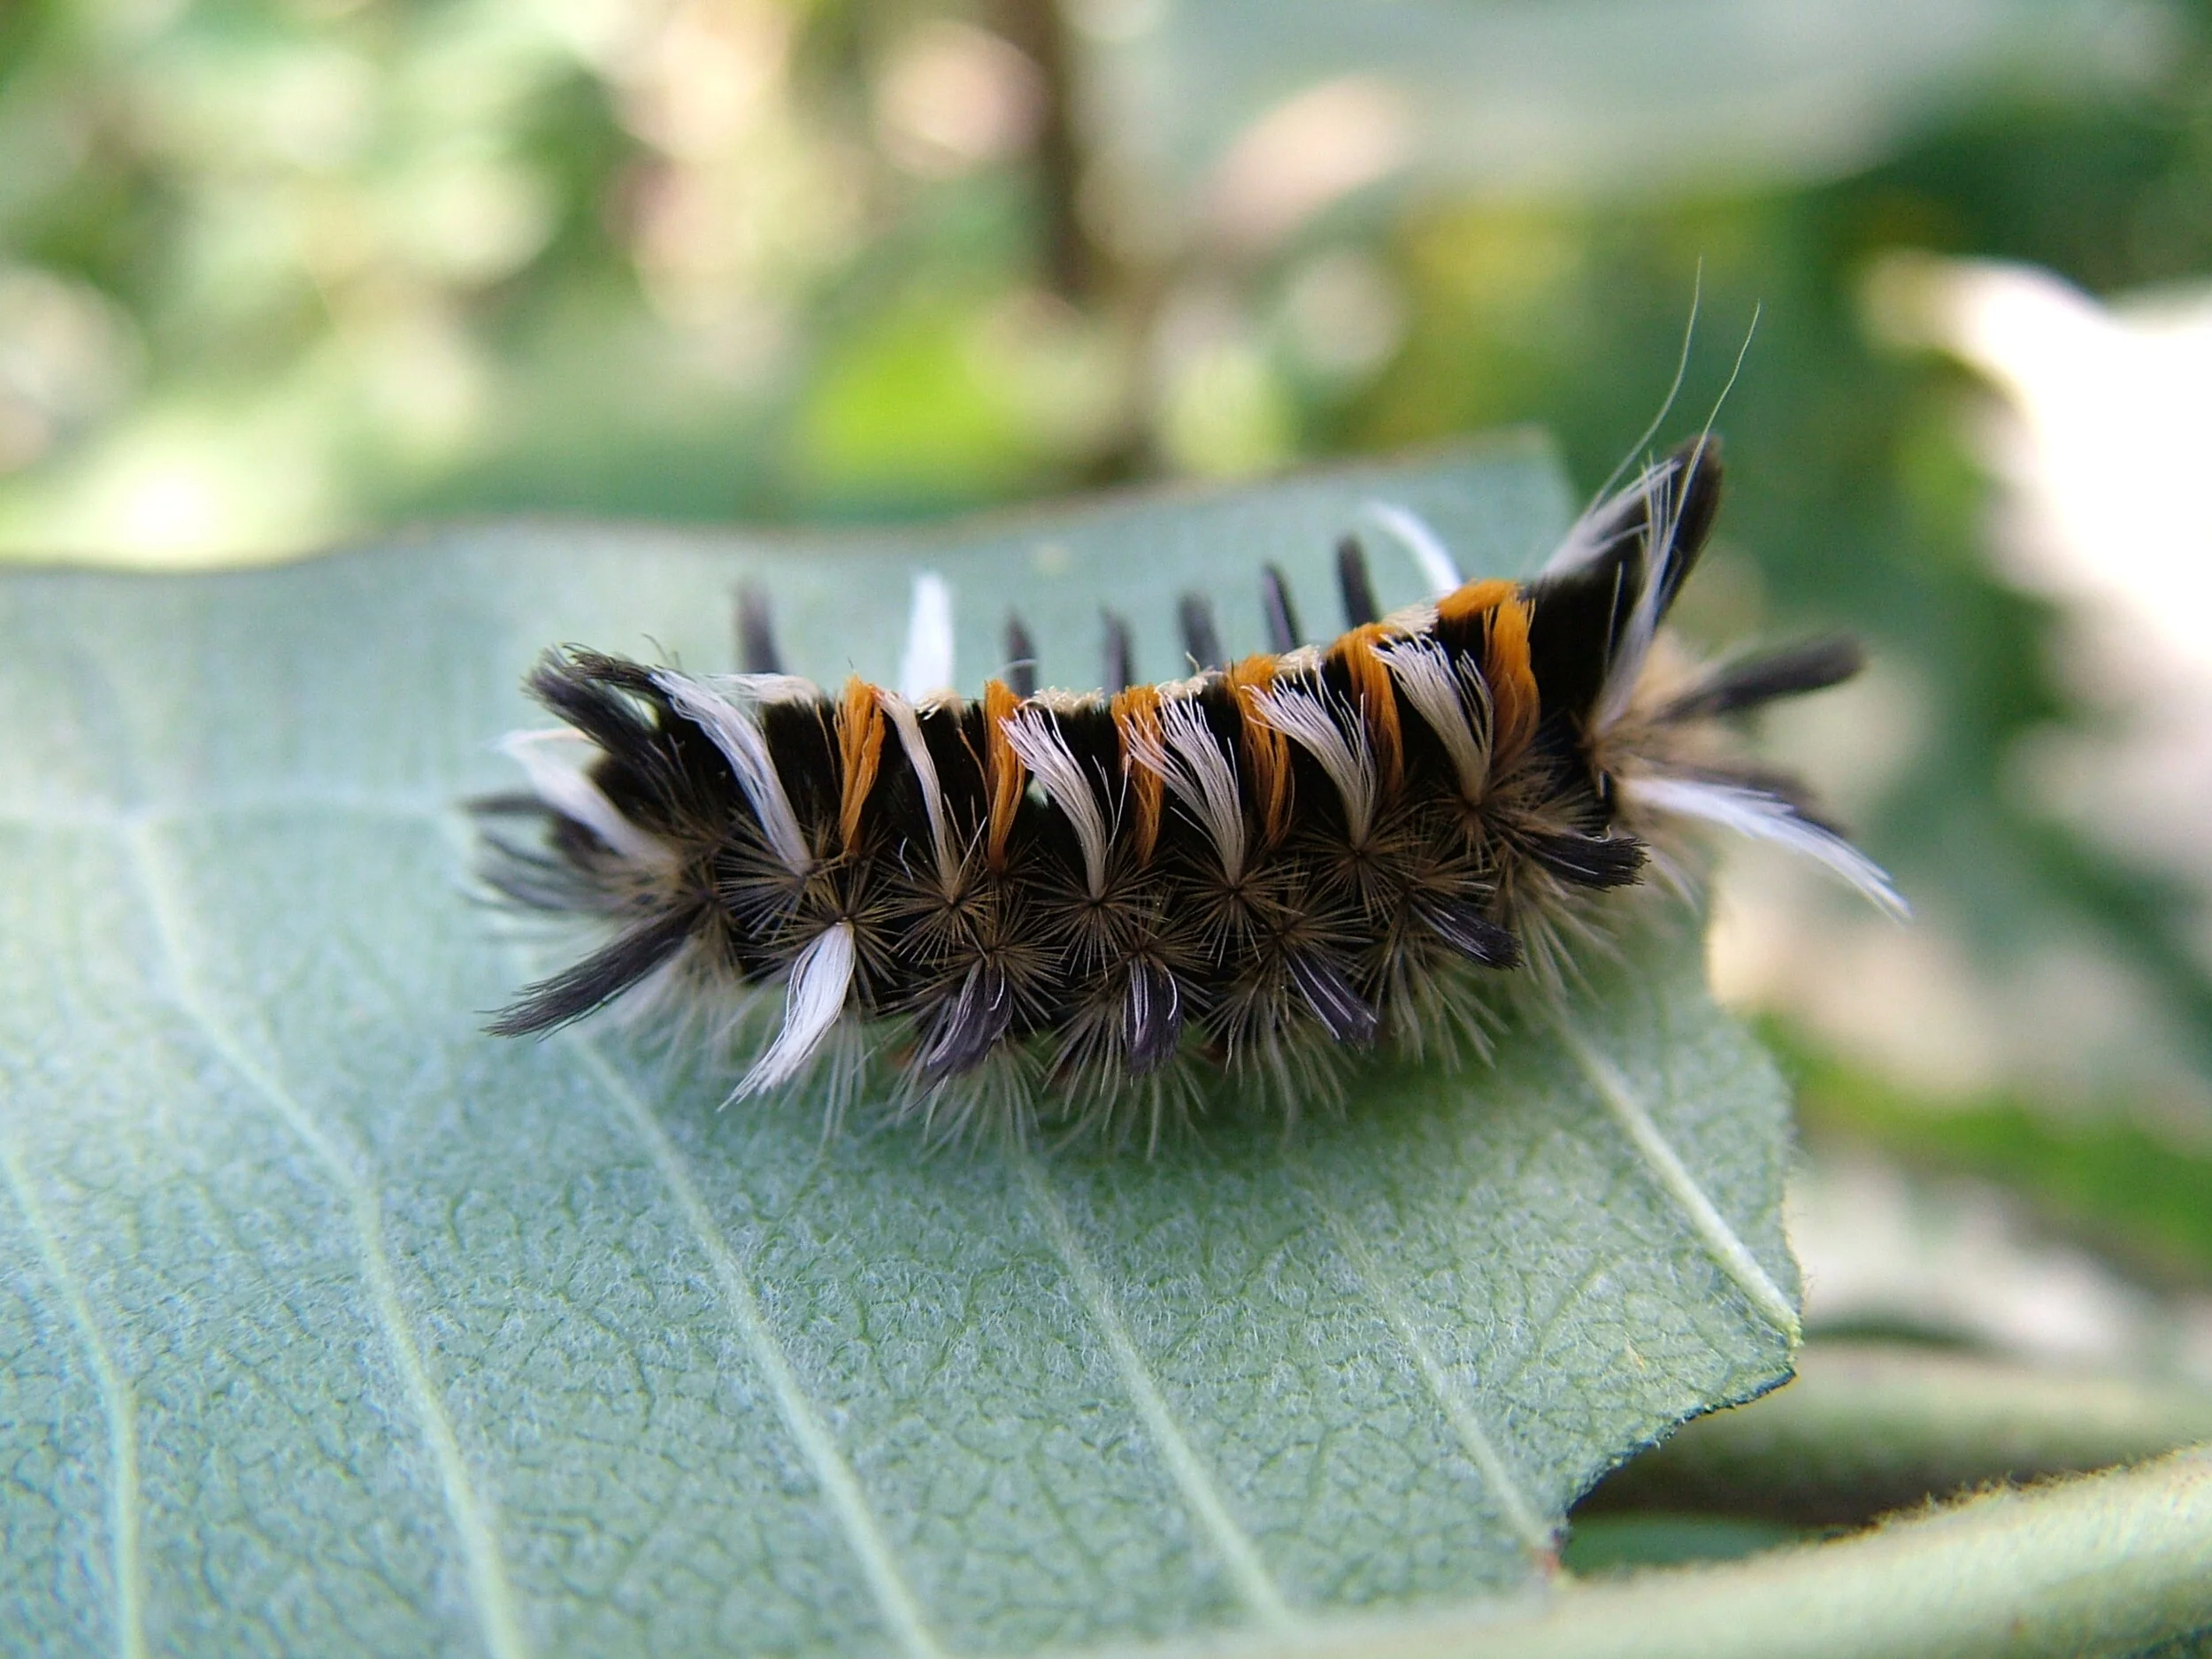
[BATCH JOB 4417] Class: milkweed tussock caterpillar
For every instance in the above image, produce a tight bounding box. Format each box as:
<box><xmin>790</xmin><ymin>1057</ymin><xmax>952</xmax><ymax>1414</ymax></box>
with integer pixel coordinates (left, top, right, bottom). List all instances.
<box><xmin>475</xmin><ymin>437</ymin><xmax>1904</xmax><ymax>1146</ymax></box>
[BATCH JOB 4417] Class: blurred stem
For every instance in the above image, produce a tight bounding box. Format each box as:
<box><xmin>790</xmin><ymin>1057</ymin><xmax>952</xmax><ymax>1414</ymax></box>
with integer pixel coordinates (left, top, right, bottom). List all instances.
<box><xmin>995</xmin><ymin>0</ymin><xmax>1098</xmax><ymax>302</ymax></box>
<box><xmin>1578</xmin><ymin>1341</ymin><xmax>2212</xmax><ymax>1528</ymax></box>
<box><xmin>1148</xmin><ymin>1447</ymin><xmax>2212</xmax><ymax>1659</ymax></box>
<box><xmin>995</xmin><ymin>0</ymin><xmax>1162</xmax><ymax>486</ymax></box>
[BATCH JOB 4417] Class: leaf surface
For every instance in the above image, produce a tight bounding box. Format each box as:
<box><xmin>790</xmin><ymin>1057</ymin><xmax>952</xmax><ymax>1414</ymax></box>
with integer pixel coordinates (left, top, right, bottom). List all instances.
<box><xmin>0</xmin><ymin>435</ymin><xmax>1799</xmax><ymax>1656</ymax></box>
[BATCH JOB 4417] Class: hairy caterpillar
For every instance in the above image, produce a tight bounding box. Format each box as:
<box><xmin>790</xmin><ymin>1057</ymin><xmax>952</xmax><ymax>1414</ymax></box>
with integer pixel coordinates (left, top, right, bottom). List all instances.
<box><xmin>475</xmin><ymin>437</ymin><xmax>1901</xmax><ymax>1144</ymax></box>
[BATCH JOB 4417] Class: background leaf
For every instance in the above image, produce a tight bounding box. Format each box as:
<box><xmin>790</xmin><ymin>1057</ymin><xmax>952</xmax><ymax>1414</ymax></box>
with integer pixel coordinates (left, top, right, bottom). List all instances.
<box><xmin>0</xmin><ymin>440</ymin><xmax>1802</xmax><ymax>1655</ymax></box>
<box><xmin>1087</xmin><ymin>0</ymin><xmax>2162</xmax><ymax>215</ymax></box>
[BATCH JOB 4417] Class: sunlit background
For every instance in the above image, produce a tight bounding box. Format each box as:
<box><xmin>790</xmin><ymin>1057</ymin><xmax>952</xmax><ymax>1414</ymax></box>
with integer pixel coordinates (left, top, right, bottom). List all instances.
<box><xmin>7</xmin><ymin>0</ymin><xmax>2212</xmax><ymax>1386</ymax></box>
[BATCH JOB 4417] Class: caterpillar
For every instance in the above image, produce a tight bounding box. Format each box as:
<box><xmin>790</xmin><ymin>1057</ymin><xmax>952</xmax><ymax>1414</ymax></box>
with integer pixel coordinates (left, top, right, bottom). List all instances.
<box><xmin>475</xmin><ymin>436</ymin><xmax>1903</xmax><ymax>1144</ymax></box>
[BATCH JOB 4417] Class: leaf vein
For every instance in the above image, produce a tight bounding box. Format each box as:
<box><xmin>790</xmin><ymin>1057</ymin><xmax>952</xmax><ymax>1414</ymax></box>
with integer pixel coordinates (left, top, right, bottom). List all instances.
<box><xmin>1014</xmin><ymin>1155</ymin><xmax>1297</xmax><ymax>1632</ymax></box>
<box><xmin>1557</xmin><ymin>1025</ymin><xmax>1801</xmax><ymax>1340</ymax></box>
<box><xmin>120</xmin><ymin>821</ymin><xmax>530</xmax><ymax>1659</ymax></box>
<box><xmin>1303</xmin><ymin>1189</ymin><xmax>1555</xmax><ymax>1561</ymax></box>
<box><xmin>561</xmin><ymin>1033</ymin><xmax>949</xmax><ymax>1659</ymax></box>
<box><xmin>0</xmin><ymin>1138</ymin><xmax>143</xmax><ymax>1659</ymax></box>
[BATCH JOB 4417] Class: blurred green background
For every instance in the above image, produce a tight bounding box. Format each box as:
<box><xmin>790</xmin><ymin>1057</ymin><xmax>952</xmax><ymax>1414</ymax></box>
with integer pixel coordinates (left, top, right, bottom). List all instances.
<box><xmin>6</xmin><ymin>0</ymin><xmax>2211</xmax><ymax>1503</ymax></box>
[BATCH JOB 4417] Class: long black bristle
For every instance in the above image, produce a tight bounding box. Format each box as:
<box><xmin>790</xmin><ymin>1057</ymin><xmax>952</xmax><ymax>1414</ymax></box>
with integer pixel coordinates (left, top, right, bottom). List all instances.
<box><xmin>486</xmin><ymin>902</ymin><xmax>703</xmax><ymax>1035</ymax></box>
<box><xmin>1336</xmin><ymin>538</ymin><xmax>1379</xmax><ymax>629</ymax></box>
<box><xmin>1178</xmin><ymin>595</ymin><xmax>1224</xmax><ymax>672</ymax></box>
<box><xmin>1659</xmin><ymin>634</ymin><xmax>1863</xmax><ymax>722</ymax></box>
<box><xmin>916</xmin><ymin>963</ymin><xmax>1014</xmax><ymax>1079</ymax></box>
<box><xmin>1005</xmin><ymin>613</ymin><xmax>1038</xmax><ymax>699</ymax></box>
<box><xmin>1524</xmin><ymin>831</ymin><xmax>1647</xmax><ymax>890</ymax></box>
<box><xmin>1287</xmin><ymin>954</ymin><xmax>1379</xmax><ymax>1046</ymax></box>
<box><xmin>1653</xmin><ymin>434</ymin><xmax>1724</xmax><ymax>618</ymax></box>
<box><xmin>1124</xmin><ymin>960</ymin><xmax>1183</xmax><ymax>1075</ymax></box>
<box><xmin>1102</xmin><ymin>611</ymin><xmax>1134</xmax><ymax>691</ymax></box>
<box><xmin>1417</xmin><ymin>899</ymin><xmax>1521</xmax><ymax>969</ymax></box>
<box><xmin>738</xmin><ymin>585</ymin><xmax>783</xmax><ymax>675</ymax></box>
<box><xmin>1260</xmin><ymin>565</ymin><xmax>1301</xmax><ymax>654</ymax></box>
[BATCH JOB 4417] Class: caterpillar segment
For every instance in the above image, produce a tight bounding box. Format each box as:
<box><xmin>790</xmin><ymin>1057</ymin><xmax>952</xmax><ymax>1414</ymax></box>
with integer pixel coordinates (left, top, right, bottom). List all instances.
<box><xmin>476</xmin><ymin>436</ymin><xmax>1903</xmax><ymax>1144</ymax></box>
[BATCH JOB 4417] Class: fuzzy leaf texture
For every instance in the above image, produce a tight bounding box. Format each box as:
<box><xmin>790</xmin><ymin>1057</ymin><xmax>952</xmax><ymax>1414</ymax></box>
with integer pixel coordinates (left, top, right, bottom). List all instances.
<box><xmin>0</xmin><ymin>435</ymin><xmax>1801</xmax><ymax>1657</ymax></box>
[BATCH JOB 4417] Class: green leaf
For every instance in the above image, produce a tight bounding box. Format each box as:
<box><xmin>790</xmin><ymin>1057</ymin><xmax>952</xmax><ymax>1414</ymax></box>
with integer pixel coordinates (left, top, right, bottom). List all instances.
<box><xmin>0</xmin><ymin>434</ymin><xmax>1801</xmax><ymax>1656</ymax></box>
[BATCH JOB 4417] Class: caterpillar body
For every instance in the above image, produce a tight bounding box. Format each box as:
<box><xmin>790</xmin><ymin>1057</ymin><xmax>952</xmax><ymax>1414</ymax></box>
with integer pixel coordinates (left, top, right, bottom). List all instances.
<box><xmin>477</xmin><ymin>438</ymin><xmax>1901</xmax><ymax>1143</ymax></box>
